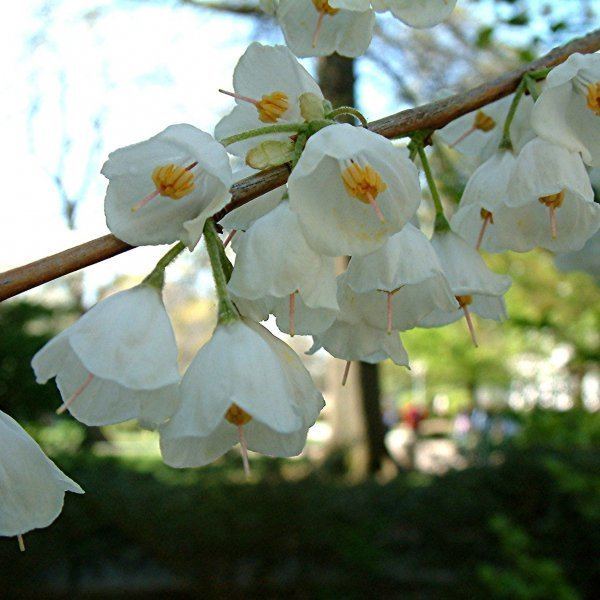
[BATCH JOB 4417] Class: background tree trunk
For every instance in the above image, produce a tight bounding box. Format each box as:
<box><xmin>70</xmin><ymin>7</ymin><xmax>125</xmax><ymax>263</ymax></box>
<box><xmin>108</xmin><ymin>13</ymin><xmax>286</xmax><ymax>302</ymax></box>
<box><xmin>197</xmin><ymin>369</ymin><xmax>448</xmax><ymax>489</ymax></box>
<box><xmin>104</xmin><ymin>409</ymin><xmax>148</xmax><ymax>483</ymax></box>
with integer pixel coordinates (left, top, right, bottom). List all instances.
<box><xmin>317</xmin><ymin>55</ymin><xmax>391</xmax><ymax>476</ymax></box>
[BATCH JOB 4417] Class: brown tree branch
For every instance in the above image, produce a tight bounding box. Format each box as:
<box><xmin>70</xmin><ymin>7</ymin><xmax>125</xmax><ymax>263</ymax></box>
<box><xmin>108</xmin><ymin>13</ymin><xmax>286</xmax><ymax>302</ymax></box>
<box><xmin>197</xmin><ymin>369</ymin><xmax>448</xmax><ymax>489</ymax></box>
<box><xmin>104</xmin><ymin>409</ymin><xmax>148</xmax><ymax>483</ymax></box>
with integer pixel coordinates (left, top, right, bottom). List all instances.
<box><xmin>2</xmin><ymin>28</ymin><xmax>599</xmax><ymax>302</ymax></box>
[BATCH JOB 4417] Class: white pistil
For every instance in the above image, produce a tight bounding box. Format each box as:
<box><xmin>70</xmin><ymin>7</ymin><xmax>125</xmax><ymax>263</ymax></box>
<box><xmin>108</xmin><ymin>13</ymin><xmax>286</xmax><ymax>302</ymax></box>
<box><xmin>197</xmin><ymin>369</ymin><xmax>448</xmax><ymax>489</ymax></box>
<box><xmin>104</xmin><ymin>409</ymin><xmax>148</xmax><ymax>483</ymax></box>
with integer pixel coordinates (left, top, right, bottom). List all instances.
<box><xmin>18</xmin><ymin>535</ymin><xmax>25</xmax><ymax>552</ymax></box>
<box><xmin>476</xmin><ymin>212</ymin><xmax>492</xmax><ymax>250</ymax></box>
<box><xmin>386</xmin><ymin>291</ymin><xmax>393</xmax><ymax>335</ymax></box>
<box><xmin>312</xmin><ymin>11</ymin><xmax>326</xmax><ymax>48</ymax></box>
<box><xmin>462</xmin><ymin>305</ymin><xmax>479</xmax><ymax>348</ymax></box>
<box><xmin>289</xmin><ymin>292</ymin><xmax>296</xmax><ymax>337</ymax></box>
<box><xmin>341</xmin><ymin>360</ymin><xmax>351</xmax><ymax>387</ymax></box>
<box><xmin>238</xmin><ymin>425</ymin><xmax>251</xmax><ymax>478</ymax></box>
<box><xmin>223</xmin><ymin>229</ymin><xmax>237</xmax><ymax>248</ymax></box>
<box><xmin>549</xmin><ymin>206</ymin><xmax>558</xmax><ymax>239</ymax></box>
<box><xmin>367</xmin><ymin>191</ymin><xmax>386</xmax><ymax>223</ymax></box>
<box><xmin>56</xmin><ymin>373</ymin><xmax>94</xmax><ymax>415</ymax></box>
<box><xmin>449</xmin><ymin>125</ymin><xmax>476</xmax><ymax>149</ymax></box>
<box><xmin>218</xmin><ymin>88</ymin><xmax>259</xmax><ymax>106</ymax></box>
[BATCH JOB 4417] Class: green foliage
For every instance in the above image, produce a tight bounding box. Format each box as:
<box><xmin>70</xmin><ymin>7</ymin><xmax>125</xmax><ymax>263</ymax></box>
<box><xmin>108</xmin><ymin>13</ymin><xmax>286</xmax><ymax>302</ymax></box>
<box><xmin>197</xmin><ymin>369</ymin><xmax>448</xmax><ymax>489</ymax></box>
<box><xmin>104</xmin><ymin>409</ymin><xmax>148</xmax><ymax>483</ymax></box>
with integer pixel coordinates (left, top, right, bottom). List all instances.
<box><xmin>1</xmin><ymin>411</ymin><xmax>598</xmax><ymax>598</ymax></box>
<box><xmin>0</xmin><ymin>301</ymin><xmax>75</xmax><ymax>421</ymax></box>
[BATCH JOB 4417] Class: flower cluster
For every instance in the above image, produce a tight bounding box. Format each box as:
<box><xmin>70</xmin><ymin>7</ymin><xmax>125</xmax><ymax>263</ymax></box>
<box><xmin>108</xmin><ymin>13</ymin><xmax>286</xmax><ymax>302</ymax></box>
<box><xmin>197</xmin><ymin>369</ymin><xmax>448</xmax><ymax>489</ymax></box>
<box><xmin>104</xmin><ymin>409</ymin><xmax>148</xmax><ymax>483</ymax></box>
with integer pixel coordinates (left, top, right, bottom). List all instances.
<box><xmin>265</xmin><ymin>0</ymin><xmax>459</xmax><ymax>57</ymax></box>
<box><xmin>444</xmin><ymin>53</ymin><xmax>600</xmax><ymax>256</ymax></box>
<box><xmin>3</xmin><ymin>27</ymin><xmax>599</xmax><ymax>550</ymax></box>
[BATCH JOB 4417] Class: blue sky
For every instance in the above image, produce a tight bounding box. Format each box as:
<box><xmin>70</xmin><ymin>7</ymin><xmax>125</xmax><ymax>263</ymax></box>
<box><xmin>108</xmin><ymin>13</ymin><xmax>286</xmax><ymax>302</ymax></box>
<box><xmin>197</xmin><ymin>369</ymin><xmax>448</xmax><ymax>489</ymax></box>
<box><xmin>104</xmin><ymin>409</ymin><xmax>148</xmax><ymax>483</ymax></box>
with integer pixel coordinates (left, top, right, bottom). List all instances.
<box><xmin>0</xmin><ymin>0</ymin><xmax>593</xmax><ymax>303</ymax></box>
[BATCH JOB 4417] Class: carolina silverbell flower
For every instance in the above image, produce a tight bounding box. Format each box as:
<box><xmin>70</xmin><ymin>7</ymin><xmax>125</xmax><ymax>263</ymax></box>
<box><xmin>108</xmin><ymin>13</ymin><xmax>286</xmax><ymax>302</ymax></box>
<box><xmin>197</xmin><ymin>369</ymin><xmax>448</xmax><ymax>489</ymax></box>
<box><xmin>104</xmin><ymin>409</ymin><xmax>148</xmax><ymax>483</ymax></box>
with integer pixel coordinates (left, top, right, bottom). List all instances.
<box><xmin>288</xmin><ymin>123</ymin><xmax>421</xmax><ymax>256</ymax></box>
<box><xmin>498</xmin><ymin>137</ymin><xmax>600</xmax><ymax>252</ymax></box>
<box><xmin>0</xmin><ymin>410</ymin><xmax>83</xmax><ymax>552</ymax></box>
<box><xmin>160</xmin><ymin>319</ymin><xmax>325</xmax><ymax>472</ymax></box>
<box><xmin>228</xmin><ymin>201</ymin><xmax>339</xmax><ymax>336</ymax></box>
<box><xmin>214</xmin><ymin>42</ymin><xmax>324</xmax><ymax>157</ymax></box>
<box><xmin>374</xmin><ymin>0</ymin><xmax>458</xmax><ymax>29</ymax></box>
<box><xmin>276</xmin><ymin>0</ymin><xmax>375</xmax><ymax>58</ymax></box>
<box><xmin>450</xmin><ymin>149</ymin><xmax>517</xmax><ymax>253</ymax></box>
<box><xmin>420</xmin><ymin>230</ymin><xmax>512</xmax><ymax>346</ymax></box>
<box><xmin>531</xmin><ymin>52</ymin><xmax>600</xmax><ymax>168</ymax></box>
<box><xmin>437</xmin><ymin>94</ymin><xmax>534</xmax><ymax>161</ymax></box>
<box><xmin>160</xmin><ymin>219</ymin><xmax>325</xmax><ymax>475</ymax></box>
<box><xmin>344</xmin><ymin>223</ymin><xmax>459</xmax><ymax>333</ymax></box>
<box><xmin>32</xmin><ymin>284</ymin><xmax>181</xmax><ymax>429</ymax></box>
<box><xmin>103</xmin><ymin>124</ymin><xmax>232</xmax><ymax>249</ymax></box>
<box><xmin>309</xmin><ymin>273</ymin><xmax>410</xmax><ymax>385</ymax></box>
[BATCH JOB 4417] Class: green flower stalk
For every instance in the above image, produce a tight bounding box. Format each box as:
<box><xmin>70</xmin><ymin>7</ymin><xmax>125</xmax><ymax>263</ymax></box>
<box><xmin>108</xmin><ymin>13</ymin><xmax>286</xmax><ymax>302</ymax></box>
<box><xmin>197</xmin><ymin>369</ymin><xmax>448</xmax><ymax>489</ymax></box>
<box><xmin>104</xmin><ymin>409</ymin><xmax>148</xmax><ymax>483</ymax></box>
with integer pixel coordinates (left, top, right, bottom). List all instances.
<box><xmin>203</xmin><ymin>218</ymin><xmax>239</xmax><ymax>325</ymax></box>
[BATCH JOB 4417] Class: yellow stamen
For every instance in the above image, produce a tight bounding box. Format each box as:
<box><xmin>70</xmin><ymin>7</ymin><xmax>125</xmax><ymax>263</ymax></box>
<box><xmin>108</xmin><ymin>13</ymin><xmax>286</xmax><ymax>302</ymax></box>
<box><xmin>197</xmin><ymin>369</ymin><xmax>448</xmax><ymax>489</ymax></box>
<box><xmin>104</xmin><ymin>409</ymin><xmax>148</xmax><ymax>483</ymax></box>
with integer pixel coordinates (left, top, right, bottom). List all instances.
<box><xmin>151</xmin><ymin>163</ymin><xmax>196</xmax><ymax>200</ymax></box>
<box><xmin>538</xmin><ymin>190</ymin><xmax>564</xmax><ymax>209</ymax></box>
<box><xmin>225</xmin><ymin>404</ymin><xmax>252</xmax><ymax>426</ymax></box>
<box><xmin>341</xmin><ymin>161</ymin><xmax>387</xmax><ymax>205</ymax></box>
<box><xmin>312</xmin><ymin>0</ymin><xmax>339</xmax><ymax>15</ymax></box>
<box><xmin>586</xmin><ymin>82</ymin><xmax>600</xmax><ymax>116</ymax></box>
<box><xmin>473</xmin><ymin>110</ymin><xmax>496</xmax><ymax>132</ymax></box>
<box><xmin>456</xmin><ymin>295</ymin><xmax>472</xmax><ymax>308</ymax></box>
<box><xmin>256</xmin><ymin>91</ymin><xmax>289</xmax><ymax>123</ymax></box>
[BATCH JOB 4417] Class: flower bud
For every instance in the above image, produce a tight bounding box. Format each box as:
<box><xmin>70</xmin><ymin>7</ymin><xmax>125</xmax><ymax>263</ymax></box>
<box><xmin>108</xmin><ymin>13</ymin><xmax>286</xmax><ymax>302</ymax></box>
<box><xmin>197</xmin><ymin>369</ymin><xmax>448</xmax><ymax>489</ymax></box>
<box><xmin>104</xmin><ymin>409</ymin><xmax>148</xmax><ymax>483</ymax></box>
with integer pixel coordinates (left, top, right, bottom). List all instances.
<box><xmin>246</xmin><ymin>140</ymin><xmax>295</xmax><ymax>170</ymax></box>
<box><xmin>299</xmin><ymin>92</ymin><xmax>326</xmax><ymax>121</ymax></box>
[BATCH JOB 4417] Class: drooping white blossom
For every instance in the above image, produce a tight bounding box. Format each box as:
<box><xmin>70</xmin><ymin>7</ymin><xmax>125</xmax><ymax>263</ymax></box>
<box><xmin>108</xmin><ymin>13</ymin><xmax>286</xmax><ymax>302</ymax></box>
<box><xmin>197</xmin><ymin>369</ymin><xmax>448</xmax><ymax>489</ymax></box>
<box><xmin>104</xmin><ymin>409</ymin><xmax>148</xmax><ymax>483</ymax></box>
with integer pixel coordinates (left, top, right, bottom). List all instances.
<box><xmin>32</xmin><ymin>285</ymin><xmax>180</xmax><ymax>429</ymax></box>
<box><xmin>214</xmin><ymin>43</ymin><xmax>324</xmax><ymax>157</ymax></box>
<box><xmin>228</xmin><ymin>201</ymin><xmax>339</xmax><ymax>335</ymax></box>
<box><xmin>450</xmin><ymin>150</ymin><xmax>517</xmax><ymax>253</ymax></box>
<box><xmin>0</xmin><ymin>410</ymin><xmax>83</xmax><ymax>543</ymax></box>
<box><xmin>420</xmin><ymin>230</ymin><xmax>511</xmax><ymax>344</ymax></box>
<box><xmin>276</xmin><ymin>0</ymin><xmax>375</xmax><ymax>59</ymax></box>
<box><xmin>343</xmin><ymin>223</ymin><xmax>458</xmax><ymax>332</ymax></box>
<box><xmin>288</xmin><ymin>123</ymin><xmax>421</xmax><ymax>256</ymax></box>
<box><xmin>496</xmin><ymin>138</ymin><xmax>600</xmax><ymax>253</ymax></box>
<box><xmin>376</xmin><ymin>0</ymin><xmax>458</xmax><ymax>28</ymax></box>
<box><xmin>437</xmin><ymin>94</ymin><xmax>534</xmax><ymax>161</ymax></box>
<box><xmin>103</xmin><ymin>124</ymin><xmax>232</xmax><ymax>249</ymax></box>
<box><xmin>531</xmin><ymin>52</ymin><xmax>600</xmax><ymax>167</ymax></box>
<box><xmin>330</xmin><ymin>0</ymin><xmax>457</xmax><ymax>28</ymax></box>
<box><xmin>160</xmin><ymin>319</ymin><xmax>325</xmax><ymax>468</ymax></box>
<box><xmin>309</xmin><ymin>275</ymin><xmax>409</xmax><ymax>366</ymax></box>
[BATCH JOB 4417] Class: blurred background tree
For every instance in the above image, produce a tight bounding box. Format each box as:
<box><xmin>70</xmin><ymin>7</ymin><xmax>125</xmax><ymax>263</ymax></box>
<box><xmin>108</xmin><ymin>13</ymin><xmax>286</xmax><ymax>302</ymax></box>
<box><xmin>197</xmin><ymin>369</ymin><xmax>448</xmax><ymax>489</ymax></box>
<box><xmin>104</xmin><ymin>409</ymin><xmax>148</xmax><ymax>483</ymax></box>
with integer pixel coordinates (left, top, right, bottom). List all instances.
<box><xmin>0</xmin><ymin>0</ymin><xmax>598</xmax><ymax>597</ymax></box>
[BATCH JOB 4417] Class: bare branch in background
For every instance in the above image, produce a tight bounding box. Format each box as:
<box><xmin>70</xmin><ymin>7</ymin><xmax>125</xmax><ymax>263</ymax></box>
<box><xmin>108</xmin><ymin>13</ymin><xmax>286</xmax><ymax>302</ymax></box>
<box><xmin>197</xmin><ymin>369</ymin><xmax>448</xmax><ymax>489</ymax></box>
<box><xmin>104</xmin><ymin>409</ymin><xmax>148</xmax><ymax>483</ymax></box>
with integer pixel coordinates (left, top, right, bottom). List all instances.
<box><xmin>2</xmin><ymin>27</ymin><xmax>599</xmax><ymax>302</ymax></box>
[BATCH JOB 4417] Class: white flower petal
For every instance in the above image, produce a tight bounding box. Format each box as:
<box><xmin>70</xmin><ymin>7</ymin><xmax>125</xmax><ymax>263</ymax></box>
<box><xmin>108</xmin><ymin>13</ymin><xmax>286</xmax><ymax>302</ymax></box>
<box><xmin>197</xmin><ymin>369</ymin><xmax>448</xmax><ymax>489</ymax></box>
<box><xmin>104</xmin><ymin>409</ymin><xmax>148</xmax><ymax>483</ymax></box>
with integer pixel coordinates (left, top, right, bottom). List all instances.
<box><xmin>277</xmin><ymin>0</ymin><xmax>375</xmax><ymax>58</ymax></box>
<box><xmin>0</xmin><ymin>411</ymin><xmax>83</xmax><ymax>537</ymax></box>
<box><xmin>103</xmin><ymin>124</ymin><xmax>232</xmax><ymax>249</ymax></box>
<box><xmin>288</xmin><ymin>124</ymin><xmax>420</xmax><ymax>256</ymax></box>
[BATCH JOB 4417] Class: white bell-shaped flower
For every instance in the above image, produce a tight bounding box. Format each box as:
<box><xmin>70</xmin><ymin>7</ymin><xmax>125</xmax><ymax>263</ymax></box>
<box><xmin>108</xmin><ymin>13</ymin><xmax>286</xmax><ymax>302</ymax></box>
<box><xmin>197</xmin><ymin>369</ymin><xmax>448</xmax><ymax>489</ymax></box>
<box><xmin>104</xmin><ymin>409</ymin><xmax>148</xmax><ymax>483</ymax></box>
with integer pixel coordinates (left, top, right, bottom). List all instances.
<box><xmin>103</xmin><ymin>124</ymin><xmax>232</xmax><ymax>249</ymax></box>
<box><xmin>309</xmin><ymin>273</ymin><xmax>410</xmax><ymax>366</ymax></box>
<box><xmin>310</xmin><ymin>320</ymin><xmax>410</xmax><ymax>366</ymax></box>
<box><xmin>32</xmin><ymin>285</ymin><xmax>180</xmax><ymax>429</ymax></box>
<box><xmin>215</xmin><ymin>42</ymin><xmax>324</xmax><ymax>157</ymax></box>
<box><xmin>420</xmin><ymin>230</ymin><xmax>511</xmax><ymax>345</ymax></box>
<box><xmin>450</xmin><ymin>150</ymin><xmax>516</xmax><ymax>253</ymax></box>
<box><xmin>228</xmin><ymin>201</ymin><xmax>339</xmax><ymax>335</ymax></box>
<box><xmin>160</xmin><ymin>319</ymin><xmax>325</xmax><ymax>468</ymax></box>
<box><xmin>376</xmin><ymin>0</ymin><xmax>457</xmax><ymax>28</ymax></box>
<box><xmin>531</xmin><ymin>52</ymin><xmax>600</xmax><ymax>167</ymax></box>
<box><xmin>344</xmin><ymin>223</ymin><xmax>458</xmax><ymax>332</ymax></box>
<box><xmin>288</xmin><ymin>123</ymin><xmax>421</xmax><ymax>256</ymax></box>
<box><xmin>0</xmin><ymin>410</ymin><xmax>83</xmax><ymax>546</ymax></box>
<box><xmin>437</xmin><ymin>94</ymin><xmax>534</xmax><ymax>161</ymax></box>
<box><xmin>276</xmin><ymin>0</ymin><xmax>375</xmax><ymax>58</ymax></box>
<box><xmin>495</xmin><ymin>138</ymin><xmax>600</xmax><ymax>253</ymax></box>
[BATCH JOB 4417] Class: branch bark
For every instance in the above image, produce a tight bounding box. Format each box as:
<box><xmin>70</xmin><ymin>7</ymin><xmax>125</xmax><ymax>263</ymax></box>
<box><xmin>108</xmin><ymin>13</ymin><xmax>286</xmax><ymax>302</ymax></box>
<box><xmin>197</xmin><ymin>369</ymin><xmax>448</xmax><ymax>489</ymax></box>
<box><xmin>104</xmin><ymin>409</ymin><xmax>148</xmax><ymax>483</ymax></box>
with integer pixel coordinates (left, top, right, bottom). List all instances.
<box><xmin>2</xmin><ymin>28</ymin><xmax>599</xmax><ymax>302</ymax></box>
